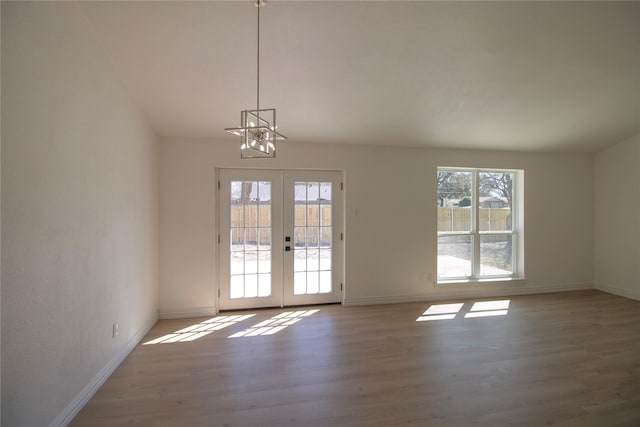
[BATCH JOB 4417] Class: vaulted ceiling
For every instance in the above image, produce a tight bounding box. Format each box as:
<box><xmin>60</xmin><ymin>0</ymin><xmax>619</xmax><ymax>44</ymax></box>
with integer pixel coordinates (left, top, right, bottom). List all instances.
<box><xmin>79</xmin><ymin>1</ymin><xmax>640</xmax><ymax>152</ymax></box>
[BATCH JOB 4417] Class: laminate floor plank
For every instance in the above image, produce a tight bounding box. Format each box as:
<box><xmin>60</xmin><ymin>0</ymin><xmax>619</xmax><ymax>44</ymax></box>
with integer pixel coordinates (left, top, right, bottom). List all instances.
<box><xmin>71</xmin><ymin>290</ymin><xmax>640</xmax><ymax>426</ymax></box>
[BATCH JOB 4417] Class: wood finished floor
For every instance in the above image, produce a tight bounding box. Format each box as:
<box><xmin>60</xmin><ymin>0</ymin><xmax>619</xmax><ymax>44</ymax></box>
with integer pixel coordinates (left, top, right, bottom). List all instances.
<box><xmin>71</xmin><ymin>290</ymin><xmax>640</xmax><ymax>426</ymax></box>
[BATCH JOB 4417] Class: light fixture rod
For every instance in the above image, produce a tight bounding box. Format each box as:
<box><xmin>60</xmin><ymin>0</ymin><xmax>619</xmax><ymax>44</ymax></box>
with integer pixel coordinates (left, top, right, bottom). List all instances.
<box><xmin>256</xmin><ymin>1</ymin><xmax>261</xmax><ymax>118</ymax></box>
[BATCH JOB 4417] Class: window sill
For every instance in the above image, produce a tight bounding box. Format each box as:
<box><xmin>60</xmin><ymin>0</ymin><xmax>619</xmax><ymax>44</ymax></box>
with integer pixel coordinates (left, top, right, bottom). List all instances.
<box><xmin>436</xmin><ymin>277</ymin><xmax>527</xmax><ymax>286</ymax></box>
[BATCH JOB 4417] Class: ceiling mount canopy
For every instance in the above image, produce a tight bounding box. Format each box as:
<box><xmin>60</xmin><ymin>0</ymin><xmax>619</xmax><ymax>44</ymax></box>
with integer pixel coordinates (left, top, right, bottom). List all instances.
<box><xmin>225</xmin><ymin>0</ymin><xmax>286</xmax><ymax>159</ymax></box>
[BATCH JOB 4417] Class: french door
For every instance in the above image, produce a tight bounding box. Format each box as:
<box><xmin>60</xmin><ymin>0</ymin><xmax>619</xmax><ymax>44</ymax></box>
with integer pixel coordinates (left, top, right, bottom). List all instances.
<box><xmin>218</xmin><ymin>169</ymin><xmax>343</xmax><ymax>310</ymax></box>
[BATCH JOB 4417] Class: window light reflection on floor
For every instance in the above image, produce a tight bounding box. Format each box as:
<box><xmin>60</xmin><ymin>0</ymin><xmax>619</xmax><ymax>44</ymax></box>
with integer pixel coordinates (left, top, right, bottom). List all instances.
<box><xmin>228</xmin><ymin>309</ymin><xmax>319</xmax><ymax>338</ymax></box>
<box><xmin>417</xmin><ymin>300</ymin><xmax>511</xmax><ymax>322</ymax></box>
<box><xmin>416</xmin><ymin>303</ymin><xmax>464</xmax><ymax>321</ymax></box>
<box><xmin>143</xmin><ymin>314</ymin><xmax>255</xmax><ymax>345</ymax></box>
<box><xmin>464</xmin><ymin>300</ymin><xmax>510</xmax><ymax>318</ymax></box>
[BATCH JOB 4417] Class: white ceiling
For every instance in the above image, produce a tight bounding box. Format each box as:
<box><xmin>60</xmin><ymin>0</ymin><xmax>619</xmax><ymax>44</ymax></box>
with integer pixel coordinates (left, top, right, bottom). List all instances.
<box><xmin>79</xmin><ymin>1</ymin><xmax>640</xmax><ymax>152</ymax></box>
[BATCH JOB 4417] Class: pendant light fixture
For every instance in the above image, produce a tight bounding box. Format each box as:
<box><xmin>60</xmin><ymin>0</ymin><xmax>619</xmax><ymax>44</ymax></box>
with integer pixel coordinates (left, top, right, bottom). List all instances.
<box><xmin>225</xmin><ymin>0</ymin><xmax>286</xmax><ymax>158</ymax></box>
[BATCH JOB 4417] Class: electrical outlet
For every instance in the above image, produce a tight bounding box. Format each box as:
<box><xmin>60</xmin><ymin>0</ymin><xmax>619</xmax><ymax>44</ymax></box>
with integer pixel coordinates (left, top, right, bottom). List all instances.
<box><xmin>112</xmin><ymin>322</ymin><xmax>119</xmax><ymax>338</ymax></box>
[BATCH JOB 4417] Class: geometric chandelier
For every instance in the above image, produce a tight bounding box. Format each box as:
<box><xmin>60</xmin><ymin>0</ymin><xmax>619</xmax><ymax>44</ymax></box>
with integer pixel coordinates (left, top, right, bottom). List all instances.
<box><xmin>225</xmin><ymin>0</ymin><xmax>286</xmax><ymax>158</ymax></box>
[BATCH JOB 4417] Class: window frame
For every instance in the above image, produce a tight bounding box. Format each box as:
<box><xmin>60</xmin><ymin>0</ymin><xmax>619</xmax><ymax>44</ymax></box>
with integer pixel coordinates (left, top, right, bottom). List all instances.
<box><xmin>436</xmin><ymin>167</ymin><xmax>523</xmax><ymax>283</ymax></box>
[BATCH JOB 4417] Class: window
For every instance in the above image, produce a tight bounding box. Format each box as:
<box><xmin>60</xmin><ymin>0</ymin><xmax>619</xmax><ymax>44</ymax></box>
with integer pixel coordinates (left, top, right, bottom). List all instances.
<box><xmin>437</xmin><ymin>168</ymin><xmax>522</xmax><ymax>282</ymax></box>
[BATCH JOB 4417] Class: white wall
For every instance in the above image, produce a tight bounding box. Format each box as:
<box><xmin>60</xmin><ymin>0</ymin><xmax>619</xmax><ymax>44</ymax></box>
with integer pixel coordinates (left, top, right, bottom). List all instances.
<box><xmin>1</xmin><ymin>3</ymin><xmax>159</xmax><ymax>426</ymax></box>
<box><xmin>159</xmin><ymin>137</ymin><xmax>593</xmax><ymax>316</ymax></box>
<box><xmin>594</xmin><ymin>132</ymin><xmax>640</xmax><ymax>300</ymax></box>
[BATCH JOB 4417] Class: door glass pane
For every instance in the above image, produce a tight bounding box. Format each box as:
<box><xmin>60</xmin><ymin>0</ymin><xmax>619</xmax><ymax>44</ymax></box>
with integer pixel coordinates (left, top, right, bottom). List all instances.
<box><xmin>259</xmin><ymin>205</ymin><xmax>271</xmax><ymax>227</ymax></box>
<box><xmin>258</xmin><ymin>274</ymin><xmax>271</xmax><ymax>297</ymax></box>
<box><xmin>319</xmin><ymin>249</ymin><xmax>331</xmax><ymax>270</ymax></box>
<box><xmin>230</xmin><ymin>275</ymin><xmax>244</xmax><ymax>298</ymax></box>
<box><xmin>437</xmin><ymin>235</ymin><xmax>472</xmax><ymax>278</ymax></box>
<box><xmin>230</xmin><ymin>251</ymin><xmax>244</xmax><ymax>275</ymax></box>
<box><xmin>245</xmin><ymin>251</ymin><xmax>258</xmax><ymax>274</ymax></box>
<box><xmin>320</xmin><ymin>227</ymin><xmax>331</xmax><ymax>247</ymax></box>
<box><xmin>294</xmin><ymin>227</ymin><xmax>306</xmax><ymax>248</ymax></box>
<box><xmin>320</xmin><ymin>184</ymin><xmax>332</xmax><ymax>226</ymax></box>
<box><xmin>307</xmin><ymin>249</ymin><xmax>319</xmax><ymax>271</ymax></box>
<box><xmin>307</xmin><ymin>272</ymin><xmax>319</xmax><ymax>293</ymax></box>
<box><xmin>479</xmin><ymin>172</ymin><xmax>513</xmax><ymax>232</ymax></box>
<box><xmin>293</xmin><ymin>181</ymin><xmax>333</xmax><ymax>295</ymax></box>
<box><xmin>230</xmin><ymin>180</ymin><xmax>272</xmax><ymax>299</ymax></box>
<box><xmin>259</xmin><ymin>249</ymin><xmax>271</xmax><ymax>274</ymax></box>
<box><xmin>319</xmin><ymin>271</ymin><xmax>332</xmax><ymax>293</ymax></box>
<box><xmin>306</xmin><ymin>227</ymin><xmax>319</xmax><ymax>247</ymax></box>
<box><xmin>480</xmin><ymin>235</ymin><xmax>513</xmax><ymax>276</ymax></box>
<box><xmin>245</xmin><ymin>274</ymin><xmax>258</xmax><ymax>298</ymax></box>
<box><xmin>294</xmin><ymin>272</ymin><xmax>306</xmax><ymax>295</ymax></box>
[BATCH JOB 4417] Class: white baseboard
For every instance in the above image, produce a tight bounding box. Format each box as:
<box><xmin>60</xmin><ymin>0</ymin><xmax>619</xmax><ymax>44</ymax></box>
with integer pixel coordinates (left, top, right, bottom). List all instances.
<box><xmin>159</xmin><ymin>306</ymin><xmax>217</xmax><ymax>319</ymax></box>
<box><xmin>344</xmin><ymin>283</ymin><xmax>593</xmax><ymax>306</ymax></box>
<box><xmin>594</xmin><ymin>283</ymin><xmax>640</xmax><ymax>301</ymax></box>
<box><xmin>50</xmin><ymin>313</ymin><xmax>158</xmax><ymax>427</ymax></box>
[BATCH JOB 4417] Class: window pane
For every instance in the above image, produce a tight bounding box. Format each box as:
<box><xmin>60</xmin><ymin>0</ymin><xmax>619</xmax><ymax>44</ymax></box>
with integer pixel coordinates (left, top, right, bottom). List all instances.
<box><xmin>258</xmin><ymin>274</ymin><xmax>271</xmax><ymax>297</ymax></box>
<box><xmin>307</xmin><ymin>272</ymin><xmax>319</xmax><ymax>294</ymax></box>
<box><xmin>294</xmin><ymin>249</ymin><xmax>306</xmax><ymax>272</ymax></box>
<box><xmin>230</xmin><ymin>275</ymin><xmax>244</xmax><ymax>299</ymax></box>
<box><xmin>307</xmin><ymin>249</ymin><xmax>320</xmax><ymax>271</ymax></box>
<box><xmin>320</xmin><ymin>227</ymin><xmax>332</xmax><ymax>247</ymax></box>
<box><xmin>258</xmin><ymin>205</ymin><xmax>271</xmax><ymax>227</ymax></box>
<box><xmin>230</xmin><ymin>251</ymin><xmax>244</xmax><ymax>275</ymax></box>
<box><xmin>479</xmin><ymin>172</ymin><xmax>513</xmax><ymax>232</ymax></box>
<box><xmin>294</xmin><ymin>272</ymin><xmax>307</xmax><ymax>295</ymax></box>
<box><xmin>319</xmin><ymin>249</ymin><xmax>331</xmax><ymax>271</ymax></box>
<box><xmin>257</xmin><ymin>181</ymin><xmax>271</xmax><ymax>202</ymax></box>
<box><xmin>294</xmin><ymin>204</ymin><xmax>306</xmax><ymax>227</ymax></box>
<box><xmin>245</xmin><ymin>274</ymin><xmax>258</xmax><ymax>298</ymax></box>
<box><xmin>258</xmin><ymin>228</ymin><xmax>271</xmax><ymax>248</ymax></box>
<box><xmin>244</xmin><ymin>203</ymin><xmax>258</xmax><ymax>227</ymax></box>
<box><xmin>231</xmin><ymin>229</ymin><xmax>244</xmax><ymax>251</ymax></box>
<box><xmin>258</xmin><ymin>249</ymin><xmax>271</xmax><ymax>274</ymax></box>
<box><xmin>437</xmin><ymin>171</ymin><xmax>472</xmax><ymax>232</ymax></box>
<box><xmin>319</xmin><ymin>271</ymin><xmax>332</xmax><ymax>293</ymax></box>
<box><xmin>306</xmin><ymin>204</ymin><xmax>320</xmax><ymax>227</ymax></box>
<box><xmin>244</xmin><ymin>252</ymin><xmax>258</xmax><ymax>274</ymax></box>
<box><xmin>294</xmin><ymin>227</ymin><xmax>306</xmax><ymax>247</ymax></box>
<box><xmin>319</xmin><ymin>182</ymin><xmax>332</xmax><ymax>202</ymax></box>
<box><xmin>306</xmin><ymin>227</ymin><xmax>319</xmax><ymax>247</ymax></box>
<box><xmin>437</xmin><ymin>235</ymin><xmax>472</xmax><ymax>278</ymax></box>
<box><xmin>480</xmin><ymin>235</ymin><xmax>513</xmax><ymax>276</ymax></box>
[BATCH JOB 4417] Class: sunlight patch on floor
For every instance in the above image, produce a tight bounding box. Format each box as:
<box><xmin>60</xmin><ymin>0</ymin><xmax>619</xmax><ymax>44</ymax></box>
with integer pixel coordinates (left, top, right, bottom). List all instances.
<box><xmin>416</xmin><ymin>303</ymin><xmax>464</xmax><ymax>321</ymax></box>
<box><xmin>143</xmin><ymin>314</ymin><xmax>256</xmax><ymax>345</ymax></box>
<box><xmin>228</xmin><ymin>309</ymin><xmax>319</xmax><ymax>338</ymax></box>
<box><xmin>465</xmin><ymin>299</ymin><xmax>510</xmax><ymax>318</ymax></box>
<box><xmin>417</xmin><ymin>300</ymin><xmax>510</xmax><ymax>322</ymax></box>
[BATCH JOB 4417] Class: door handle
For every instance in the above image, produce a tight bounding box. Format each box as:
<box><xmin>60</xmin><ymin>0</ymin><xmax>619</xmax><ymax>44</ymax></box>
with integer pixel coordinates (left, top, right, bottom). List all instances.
<box><xmin>285</xmin><ymin>246</ymin><xmax>291</xmax><ymax>252</ymax></box>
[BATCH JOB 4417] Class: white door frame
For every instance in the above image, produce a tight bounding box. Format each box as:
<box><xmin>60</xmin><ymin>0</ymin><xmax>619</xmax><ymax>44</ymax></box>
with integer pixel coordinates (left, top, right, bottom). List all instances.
<box><xmin>216</xmin><ymin>168</ymin><xmax>344</xmax><ymax>311</ymax></box>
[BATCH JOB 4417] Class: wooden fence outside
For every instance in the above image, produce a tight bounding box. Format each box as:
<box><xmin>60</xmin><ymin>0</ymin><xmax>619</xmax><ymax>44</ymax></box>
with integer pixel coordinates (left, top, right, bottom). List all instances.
<box><xmin>231</xmin><ymin>205</ymin><xmax>332</xmax><ymax>246</ymax></box>
<box><xmin>230</xmin><ymin>206</ymin><xmax>509</xmax><ymax>244</ymax></box>
<box><xmin>438</xmin><ymin>207</ymin><xmax>511</xmax><ymax>232</ymax></box>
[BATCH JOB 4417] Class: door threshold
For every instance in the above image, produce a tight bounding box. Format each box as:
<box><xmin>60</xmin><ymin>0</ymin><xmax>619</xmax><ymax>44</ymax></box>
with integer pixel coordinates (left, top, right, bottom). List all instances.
<box><xmin>219</xmin><ymin>302</ymin><xmax>342</xmax><ymax>313</ymax></box>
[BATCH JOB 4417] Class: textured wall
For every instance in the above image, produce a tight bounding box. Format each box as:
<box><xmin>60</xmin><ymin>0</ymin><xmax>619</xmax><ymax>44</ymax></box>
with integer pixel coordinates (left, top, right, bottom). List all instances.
<box><xmin>1</xmin><ymin>2</ymin><xmax>159</xmax><ymax>425</ymax></box>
